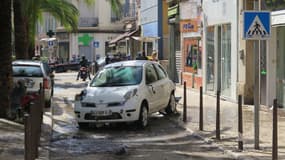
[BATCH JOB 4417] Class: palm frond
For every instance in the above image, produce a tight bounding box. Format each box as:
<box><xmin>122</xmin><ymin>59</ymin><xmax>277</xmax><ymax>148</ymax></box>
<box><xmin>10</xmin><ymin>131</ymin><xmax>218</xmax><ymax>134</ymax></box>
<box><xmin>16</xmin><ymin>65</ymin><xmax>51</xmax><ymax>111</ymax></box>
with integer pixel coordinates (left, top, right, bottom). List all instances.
<box><xmin>108</xmin><ymin>0</ymin><xmax>123</xmax><ymax>15</ymax></box>
<box><xmin>40</xmin><ymin>0</ymin><xmax>79</xmax><ymax>31</ymax></box>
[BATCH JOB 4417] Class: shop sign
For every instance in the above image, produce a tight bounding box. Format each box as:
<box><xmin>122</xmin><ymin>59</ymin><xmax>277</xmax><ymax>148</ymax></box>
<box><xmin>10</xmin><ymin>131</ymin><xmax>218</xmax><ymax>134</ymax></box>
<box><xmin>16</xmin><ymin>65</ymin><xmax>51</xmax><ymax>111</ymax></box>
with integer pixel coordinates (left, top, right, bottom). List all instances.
<box><xmin>168</xmin><ymin>4</ymin><xmax>178</xmax><ymax>18</ymax></box>
<box><xmin>180</xmin><ymin>20</ymin><xmax>198</xmax><ymax>33</ymax></box>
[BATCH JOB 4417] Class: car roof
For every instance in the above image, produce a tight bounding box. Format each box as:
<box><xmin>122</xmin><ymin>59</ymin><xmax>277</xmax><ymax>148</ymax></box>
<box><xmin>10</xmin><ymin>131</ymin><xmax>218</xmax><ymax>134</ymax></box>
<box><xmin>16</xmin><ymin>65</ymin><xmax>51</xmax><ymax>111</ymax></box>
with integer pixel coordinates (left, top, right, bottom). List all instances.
<box><xmin>12</xmin><ymin>60</ymin><xmax>43</xmax><ymax>66</ymax></box>
<box><xmin>104</xmin><ymin>60</ymin><xmax>153</xmax><ymax>68</ymax></box>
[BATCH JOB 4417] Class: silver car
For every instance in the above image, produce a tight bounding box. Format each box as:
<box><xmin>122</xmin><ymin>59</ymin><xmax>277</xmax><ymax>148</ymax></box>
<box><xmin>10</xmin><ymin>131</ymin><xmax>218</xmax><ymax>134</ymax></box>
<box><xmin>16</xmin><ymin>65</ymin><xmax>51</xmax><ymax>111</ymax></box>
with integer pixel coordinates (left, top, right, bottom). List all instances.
<box><xmin>74</xmin><ymin>60</ymin><xmax>176</xmax><ymax>129</ymax></box>
<box><xmin>12</xmin><ymin>60</ymin><xmax>54</xmax><ymax>107</ymax></box>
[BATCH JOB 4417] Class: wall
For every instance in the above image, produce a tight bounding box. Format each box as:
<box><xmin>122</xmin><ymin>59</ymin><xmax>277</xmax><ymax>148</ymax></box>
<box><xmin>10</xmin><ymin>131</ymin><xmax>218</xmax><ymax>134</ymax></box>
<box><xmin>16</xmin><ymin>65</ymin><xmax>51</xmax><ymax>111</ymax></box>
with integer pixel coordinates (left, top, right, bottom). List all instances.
<box><xmin>203</xmin><ymin>0</ymin><xmax>238</xmax><ymax>100</ymax></box>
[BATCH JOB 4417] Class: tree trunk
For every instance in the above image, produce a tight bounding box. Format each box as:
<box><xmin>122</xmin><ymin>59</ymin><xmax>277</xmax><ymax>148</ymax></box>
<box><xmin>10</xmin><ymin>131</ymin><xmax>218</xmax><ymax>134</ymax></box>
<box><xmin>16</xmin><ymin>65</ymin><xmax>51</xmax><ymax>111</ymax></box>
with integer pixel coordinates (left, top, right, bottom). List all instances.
<box><xmin>28</xmin><ymin>42</ymin><xmax>35</xmax><ymax>59</ymax></box>
<box><xmin>0</xmin><ymin>0</ymin><xmax>13</xmax><ymax>118</ymax></box>
<box><xmin>14</xmin><ymin>0</ymin><xmax>29</xmax><ymax>59</ymax></box>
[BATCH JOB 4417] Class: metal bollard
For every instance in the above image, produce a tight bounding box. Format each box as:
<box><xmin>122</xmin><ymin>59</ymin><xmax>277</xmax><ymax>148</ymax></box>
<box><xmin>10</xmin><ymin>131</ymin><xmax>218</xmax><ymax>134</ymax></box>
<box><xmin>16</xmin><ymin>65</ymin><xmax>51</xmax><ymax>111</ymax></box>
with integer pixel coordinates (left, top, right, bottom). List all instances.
<box><xmin>272</xmin><ymin>99</ymin><xmax>278</xmax><ymax>160</ymax></box>
<box><xmin>216</xmin><ymin>90</ymin><xmax>220</xmax><ymax>140</ymax></box>
<box><xmin>183</xmin><ymin>81</ymin><xmax>187</xmax><ymax>122</ymax></box>
<box><xmin>24</xmin><ymin>114</ymin><xmax>32</xmax><ymax>160</ymax></box>
<box><xmin>199</xmin><ymin>86</ymin><xmax>203</xmax><ymax>131</ymax></box>
<box><xmin>238</xmin><ymin>95</ymin><xmax>243</xmax><ymax>151</ymax></box>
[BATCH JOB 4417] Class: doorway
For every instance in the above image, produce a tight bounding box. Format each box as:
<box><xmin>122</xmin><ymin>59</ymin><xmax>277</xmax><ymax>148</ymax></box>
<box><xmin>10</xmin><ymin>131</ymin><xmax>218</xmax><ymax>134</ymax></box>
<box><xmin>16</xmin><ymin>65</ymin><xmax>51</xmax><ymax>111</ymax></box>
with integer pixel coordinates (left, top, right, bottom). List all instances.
<box><xmin>276</xmin><ymin>27</ymin><xmax>285</xmax><ymax>107</ymax></box>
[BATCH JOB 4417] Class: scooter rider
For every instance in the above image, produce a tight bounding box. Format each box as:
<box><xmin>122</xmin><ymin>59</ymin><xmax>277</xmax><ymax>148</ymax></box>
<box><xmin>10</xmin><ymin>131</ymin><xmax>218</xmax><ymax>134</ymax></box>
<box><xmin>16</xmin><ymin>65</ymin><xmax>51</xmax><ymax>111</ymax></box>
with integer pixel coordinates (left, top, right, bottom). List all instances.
<box><xmin>76</xmin><ymin>56</ymin><xmax>91</xmax><ymax>80</ymax></box>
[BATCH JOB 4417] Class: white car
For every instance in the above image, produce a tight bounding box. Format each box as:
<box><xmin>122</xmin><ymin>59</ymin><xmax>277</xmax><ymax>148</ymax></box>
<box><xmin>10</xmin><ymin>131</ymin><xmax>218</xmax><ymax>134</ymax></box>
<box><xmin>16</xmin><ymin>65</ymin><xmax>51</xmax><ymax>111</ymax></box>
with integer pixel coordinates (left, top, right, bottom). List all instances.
<box><xmin>74</xmin><ymin>60</ymin><xmax>176</xmax><ymax>129</ymax></box>
<box><xmin>12</xmin><ymin>60</ymin><xmax>54</xmax><ymax>107</ymax></box>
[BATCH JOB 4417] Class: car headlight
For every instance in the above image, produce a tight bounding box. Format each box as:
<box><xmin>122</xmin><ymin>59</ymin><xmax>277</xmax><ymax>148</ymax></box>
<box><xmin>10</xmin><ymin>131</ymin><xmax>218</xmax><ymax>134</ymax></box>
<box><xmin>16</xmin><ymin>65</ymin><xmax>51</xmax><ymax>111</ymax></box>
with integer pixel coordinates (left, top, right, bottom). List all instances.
<box><xmin>123</xmin><ymin>88</ymin><xmax>138</xmax><ymax>102</ymax></box>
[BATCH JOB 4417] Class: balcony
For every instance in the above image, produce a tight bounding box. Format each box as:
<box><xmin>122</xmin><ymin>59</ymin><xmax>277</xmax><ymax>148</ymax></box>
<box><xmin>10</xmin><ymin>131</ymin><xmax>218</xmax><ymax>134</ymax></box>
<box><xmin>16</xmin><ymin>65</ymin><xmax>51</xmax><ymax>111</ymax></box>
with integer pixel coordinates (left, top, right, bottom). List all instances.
<box><xmin>79</xmin><ymin>17</ymin><xmax>99</xmax><ymax>27</ymax></box>
<box><xmin>111</xmin><ymin>3</ymin><xmax>136</xmax><ymax>23</ymax></box>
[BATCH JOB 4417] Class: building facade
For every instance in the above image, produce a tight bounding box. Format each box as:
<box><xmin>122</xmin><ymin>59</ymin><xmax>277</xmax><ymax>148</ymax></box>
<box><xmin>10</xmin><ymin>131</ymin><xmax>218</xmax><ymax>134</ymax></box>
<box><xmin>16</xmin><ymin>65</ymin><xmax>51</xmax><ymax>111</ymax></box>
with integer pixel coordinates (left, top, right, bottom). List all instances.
<box><xmin>140</xmin><ymin>0</ymin><xmax>164</xmax><ymax>58</ymax></box>
<box><xmin>180</xmin><ymin>0</ymin><xmax>203</xmax><ymax>89</ymax></box>
<box><xmin>265</xmin><ymin>1</ymin><xmax>285</xmax><ymax>107</ymax></box>
<box><xmin>55</xmin><ymin>0</ymin><xmax>129</xmax><ymax>63</ymax></box>
<box><xmin>203</xmin><ymin>0</ymin><xmax>238</xmax><ymax>101</ymax></box>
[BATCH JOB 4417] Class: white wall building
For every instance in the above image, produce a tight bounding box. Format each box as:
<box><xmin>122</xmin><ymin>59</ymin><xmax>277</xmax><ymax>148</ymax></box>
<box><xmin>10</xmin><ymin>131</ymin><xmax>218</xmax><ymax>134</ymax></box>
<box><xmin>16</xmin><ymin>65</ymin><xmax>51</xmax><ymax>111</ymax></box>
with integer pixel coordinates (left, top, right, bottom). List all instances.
<box><xmin>203</xmin><ymin>0</ymin><xmax>238</xmax><ymax>101</ymax></box>
<box><xmin>55</xmin><ymin>0</ymin><xmax>126</xmax><ymax>62</ymax></box>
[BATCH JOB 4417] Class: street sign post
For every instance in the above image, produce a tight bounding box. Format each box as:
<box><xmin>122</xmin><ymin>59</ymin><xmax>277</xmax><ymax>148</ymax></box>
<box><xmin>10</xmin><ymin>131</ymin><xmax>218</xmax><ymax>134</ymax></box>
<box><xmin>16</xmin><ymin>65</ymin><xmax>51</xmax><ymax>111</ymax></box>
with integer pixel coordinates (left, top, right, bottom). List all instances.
<box><xmin>243</xmin><ymin>11</ymin><xmax>271</xmax><ymax>40</ymax></box>
<box><xmin>92</xmin><ymin>41</ymin><xmax>99</xmax><ymax>62</ymax></box>
<box><xmin>243</xmin><ymin>7</ymin><xmax>271</xmax><ymax>150</ymax></box>
<box><xmin>93</xmin><ymin>41</ymin><xmax>99</xmax><ymax>48</ymax></box>
<box><xmin>48</xmin><ymin>41</ymin><xmax>54</xmax><ymax>47</ymax></box>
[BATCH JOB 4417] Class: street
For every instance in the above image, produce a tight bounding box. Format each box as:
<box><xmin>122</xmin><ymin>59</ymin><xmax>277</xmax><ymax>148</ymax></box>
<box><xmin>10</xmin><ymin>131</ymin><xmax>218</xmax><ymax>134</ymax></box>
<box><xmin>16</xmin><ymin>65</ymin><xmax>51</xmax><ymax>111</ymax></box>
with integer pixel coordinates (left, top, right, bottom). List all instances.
<box><xmin>47</xmin><ymin>72</ymin><xmax>234</xmax><ymax>160</ymax></box>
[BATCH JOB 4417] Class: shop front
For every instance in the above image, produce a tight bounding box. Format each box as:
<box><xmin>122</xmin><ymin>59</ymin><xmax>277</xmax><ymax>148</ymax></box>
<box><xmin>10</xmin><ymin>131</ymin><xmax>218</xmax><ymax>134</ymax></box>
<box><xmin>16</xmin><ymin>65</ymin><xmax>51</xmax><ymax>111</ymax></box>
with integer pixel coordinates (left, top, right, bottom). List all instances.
<box><xmin>271</xmin><ymin>10</ymin><xmax>285</xmax><ymax>107</ymax></box>
<box><xmin>181</xmin><ymin>19</ymin><xmax>202</xmax><ymax>89</ymax></box>
<box><xmin>203</xmin><ymin>0</ymin><xmax>237</xmax><ymax>100</ymax></box>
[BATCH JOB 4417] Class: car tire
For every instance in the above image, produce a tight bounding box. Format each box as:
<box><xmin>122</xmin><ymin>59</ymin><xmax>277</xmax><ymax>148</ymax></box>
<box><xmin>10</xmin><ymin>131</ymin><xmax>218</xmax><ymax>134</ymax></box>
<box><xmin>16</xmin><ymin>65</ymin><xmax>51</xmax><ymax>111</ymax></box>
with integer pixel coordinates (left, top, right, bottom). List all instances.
<box><xmin>165</xmin><ymin>93</ymin><xmax>176</xmax><ymax>115</ymax></box>
<box><xmin>78</xmin><ymin>122</ymin><xmax>89</xmax><ymax>129</ymax></box>
<box><xmin>137</xmin><ymin>103</ymin><xmax>148</xmax><ymax>129</ymax></box>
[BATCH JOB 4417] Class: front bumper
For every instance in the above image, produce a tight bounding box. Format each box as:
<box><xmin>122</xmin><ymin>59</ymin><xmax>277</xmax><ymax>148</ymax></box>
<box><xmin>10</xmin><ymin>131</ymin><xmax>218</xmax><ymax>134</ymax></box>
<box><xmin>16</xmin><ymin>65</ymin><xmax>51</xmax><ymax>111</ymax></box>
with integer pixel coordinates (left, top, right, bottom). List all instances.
<box><xmin>74</xmin><ymin>100</ymin><xmax>140</xmax><ymax>123</ymax></box>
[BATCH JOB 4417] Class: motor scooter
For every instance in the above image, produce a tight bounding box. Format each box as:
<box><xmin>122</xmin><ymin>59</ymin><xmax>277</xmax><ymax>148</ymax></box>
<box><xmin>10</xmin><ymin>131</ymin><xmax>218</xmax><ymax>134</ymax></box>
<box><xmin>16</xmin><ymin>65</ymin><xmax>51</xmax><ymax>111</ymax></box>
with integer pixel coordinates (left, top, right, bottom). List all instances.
<box><xmin>79</xmin><ymin>67</ymin><xmax>88</xmax><ymax>81</ymax></box>
<box><xmin>9</xmin><ymin>80</ymin><xmax>40</xmax><ymax>121</ymax></box>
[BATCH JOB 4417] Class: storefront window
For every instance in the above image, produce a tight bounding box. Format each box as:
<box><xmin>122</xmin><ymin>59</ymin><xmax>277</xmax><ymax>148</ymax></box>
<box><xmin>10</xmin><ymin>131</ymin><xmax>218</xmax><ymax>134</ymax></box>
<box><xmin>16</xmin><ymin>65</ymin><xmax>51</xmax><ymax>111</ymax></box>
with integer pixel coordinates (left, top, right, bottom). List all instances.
<box><xmin>183</xmin><ymin>38</ymin><xmax>201</xmax><ymax>72</ymax></box>
<box><xmin>221</xmin><ymin>24</ymin><xmax>231</xmax><ymax>97</ymax></box>
<box><xmin>276</xmin><ymin>27</ymin><xmax>285</xmax><ymax>107</ymax></box>
<box><xmin>206</xmin><ymin>26</ymin><xmax>215</xmax><ymax>91</ymax></box>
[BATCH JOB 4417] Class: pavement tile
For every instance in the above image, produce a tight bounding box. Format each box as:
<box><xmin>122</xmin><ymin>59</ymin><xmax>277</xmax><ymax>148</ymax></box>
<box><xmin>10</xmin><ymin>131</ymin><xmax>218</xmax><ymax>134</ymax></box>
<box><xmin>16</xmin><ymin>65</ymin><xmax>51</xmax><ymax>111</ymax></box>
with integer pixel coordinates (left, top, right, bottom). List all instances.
<box><xmin>174</xmin><ymin>84</ymin><xmax>285</xmax><ymax>160</ymax></box>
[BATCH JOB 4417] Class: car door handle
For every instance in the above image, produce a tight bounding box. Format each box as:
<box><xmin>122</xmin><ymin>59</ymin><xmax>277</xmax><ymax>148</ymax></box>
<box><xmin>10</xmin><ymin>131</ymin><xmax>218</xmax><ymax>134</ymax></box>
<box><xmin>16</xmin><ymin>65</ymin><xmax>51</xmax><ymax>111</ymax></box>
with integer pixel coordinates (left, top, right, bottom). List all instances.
<box><xmin>150</xmin><ymin>85</ymin><xmax>156</xmax><ymax>94</ymax></box>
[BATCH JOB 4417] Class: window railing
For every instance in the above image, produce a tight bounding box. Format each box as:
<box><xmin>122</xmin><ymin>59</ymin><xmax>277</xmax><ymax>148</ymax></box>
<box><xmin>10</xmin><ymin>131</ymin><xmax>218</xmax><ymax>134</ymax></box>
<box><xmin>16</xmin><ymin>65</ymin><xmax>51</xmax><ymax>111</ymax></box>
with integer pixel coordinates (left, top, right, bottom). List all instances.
<box><xmin>79</xmin><ymin>17</ymin><xmax>99</xmax><ymax>27</ymax></box>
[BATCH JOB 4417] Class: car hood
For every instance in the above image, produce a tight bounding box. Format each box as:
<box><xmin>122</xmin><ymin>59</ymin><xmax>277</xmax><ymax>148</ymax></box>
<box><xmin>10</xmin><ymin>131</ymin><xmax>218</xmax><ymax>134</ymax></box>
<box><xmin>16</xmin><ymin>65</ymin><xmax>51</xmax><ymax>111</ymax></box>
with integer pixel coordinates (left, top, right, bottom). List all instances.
<box><xmin>82</xmin><ymin>85</ymin><xmax>138</xmax><ymax>103</ymax></box>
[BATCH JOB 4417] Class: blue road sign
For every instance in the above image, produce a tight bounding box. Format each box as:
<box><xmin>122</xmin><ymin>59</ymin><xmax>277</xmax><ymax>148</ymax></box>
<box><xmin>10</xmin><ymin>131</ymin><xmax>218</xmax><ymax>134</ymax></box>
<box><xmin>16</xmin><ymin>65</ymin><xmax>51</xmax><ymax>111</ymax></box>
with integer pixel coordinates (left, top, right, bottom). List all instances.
<box><xmin>93</xmin><ymin>41</ymin><xmax>99</xmax><ymax>48</ymax></box>
<box><xmin>48</xmin><ymin>41</ymin><xmax>53</xmax><ymax>47</ymax></box>
<box><xmin>243</xmin><ymin>11</ymin><xmax>271</xmax><ymax>40</ymax></box>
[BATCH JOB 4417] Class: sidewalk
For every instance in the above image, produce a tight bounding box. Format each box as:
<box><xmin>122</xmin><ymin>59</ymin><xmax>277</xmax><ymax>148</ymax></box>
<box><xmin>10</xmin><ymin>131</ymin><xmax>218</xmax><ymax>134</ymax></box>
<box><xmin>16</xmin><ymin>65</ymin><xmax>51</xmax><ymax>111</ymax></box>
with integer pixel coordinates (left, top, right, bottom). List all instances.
<box><xmin>0</xmin><ymin>109</ymin><xmax>53</xmax><ymax>160</ymax></box>
<box><xmin>174</xmin><ymin>84</ymin><xmax>285</xmax><ymax>160</ymax></box>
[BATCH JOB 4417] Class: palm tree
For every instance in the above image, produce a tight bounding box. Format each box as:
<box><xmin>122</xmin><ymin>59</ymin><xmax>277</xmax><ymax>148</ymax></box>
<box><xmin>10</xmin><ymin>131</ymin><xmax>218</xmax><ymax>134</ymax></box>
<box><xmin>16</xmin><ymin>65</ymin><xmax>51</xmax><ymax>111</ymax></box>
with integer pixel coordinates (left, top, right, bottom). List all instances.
<box><xmin>14</xmin><ymin>0</ymin><xmax>80</xmax><ymax>59</ymax></box>
<box><xmin>14</xmin><ymin>0</ymin><xmax>122</xmax><ymax>60</ymax></box>
<box><xmin>0</xmin><ymin>0</ymin><xmax>122</xmax><ymax>117</ymax></box>
<box><xmin>0</xmin><ymin>0</ymin><xmax>13</xmax><ymax>118</ymax></box>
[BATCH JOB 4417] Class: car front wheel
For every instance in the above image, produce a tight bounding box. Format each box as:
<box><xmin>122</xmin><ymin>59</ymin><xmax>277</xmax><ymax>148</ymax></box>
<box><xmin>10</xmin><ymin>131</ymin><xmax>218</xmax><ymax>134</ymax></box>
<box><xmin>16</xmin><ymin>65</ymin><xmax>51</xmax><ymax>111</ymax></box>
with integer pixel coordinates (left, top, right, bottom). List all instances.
<box><xmin>78</xmin><ymin>122</ymin><xmax>89</xmax><ymax>129</ymax></box>
<box><xmin>165</xmin><ymin>93</ymin><xmax>176</xmax><ymax>115</ymax></box>
<box><xmin>137</xmin><ymin>103</ymin><xmax>148</xmax><ymax>128</ymax></box>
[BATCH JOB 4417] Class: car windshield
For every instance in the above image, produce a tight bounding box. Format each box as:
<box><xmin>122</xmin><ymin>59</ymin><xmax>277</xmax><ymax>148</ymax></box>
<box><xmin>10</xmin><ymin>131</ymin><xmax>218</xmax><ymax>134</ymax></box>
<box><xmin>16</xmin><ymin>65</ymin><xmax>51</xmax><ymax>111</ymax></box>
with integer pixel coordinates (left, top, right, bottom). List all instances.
<box><xmin>13</xmin><ymin>65</ymin><xmax>43</xmax><ymax>77</ymax></box>
<box><xmin>90</xmin><ymin>66</ymin><xmax>142</xmax><ymax>87</ymax></box>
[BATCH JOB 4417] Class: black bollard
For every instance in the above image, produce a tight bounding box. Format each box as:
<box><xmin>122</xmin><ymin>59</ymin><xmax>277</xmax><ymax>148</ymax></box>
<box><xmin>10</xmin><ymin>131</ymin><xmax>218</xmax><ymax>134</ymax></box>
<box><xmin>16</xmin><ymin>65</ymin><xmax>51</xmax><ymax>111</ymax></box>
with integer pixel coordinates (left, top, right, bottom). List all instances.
<box><xmin>199</xmin><ymin>86</ymin><xmax>203</xmax><ymax>131</ymax></box>
<box><xmin>183</xmin><ymin>81</ymin><xmax>187</xmax><ymax>122</ymax></box>
<box><xmin>272</xmin><ymin>99</ymin><xmax>278</xmax><ymax>160</ymax></box>
<box><xmin>216</xmin><ymin>90</ymin><xmax>220</xmax><ymax>140</ymax></box>
<box><xmin>238</xmin><ymin>95</ymin><xmax>243</xmax><ymax>151</ymax></box>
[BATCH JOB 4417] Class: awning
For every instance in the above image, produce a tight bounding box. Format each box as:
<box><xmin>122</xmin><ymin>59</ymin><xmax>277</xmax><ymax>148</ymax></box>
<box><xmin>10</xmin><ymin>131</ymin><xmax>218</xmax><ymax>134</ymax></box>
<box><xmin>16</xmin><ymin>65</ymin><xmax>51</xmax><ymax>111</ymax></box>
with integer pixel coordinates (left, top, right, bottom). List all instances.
<box><xmin>131</xmin><ymin>36</ymin><xmax>160</xmax><ymax>42</ymax></box>
<box><xmin>40</xmin><ymin>37</ymin><xmax>57</xmax><ymax>41</ymax></box>
<box><xmin>108</xmin><ymin>28</ymin><xmax>140</xmax><ymax>46</ymax></box>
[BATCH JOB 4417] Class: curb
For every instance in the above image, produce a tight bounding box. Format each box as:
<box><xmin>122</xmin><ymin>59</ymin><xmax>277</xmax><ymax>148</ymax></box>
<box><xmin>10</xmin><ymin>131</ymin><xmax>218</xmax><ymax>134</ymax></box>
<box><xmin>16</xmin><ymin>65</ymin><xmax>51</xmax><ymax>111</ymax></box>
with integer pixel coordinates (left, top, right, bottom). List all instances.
<box><xmin>0</xmin><ymin>118</ymin><xmax>24</xmax><ymax>129</ymax></box>
<box><xmin>169</xmin><ymin>116</ymin><xmax>260</xmax><ymax>160</ymax></box>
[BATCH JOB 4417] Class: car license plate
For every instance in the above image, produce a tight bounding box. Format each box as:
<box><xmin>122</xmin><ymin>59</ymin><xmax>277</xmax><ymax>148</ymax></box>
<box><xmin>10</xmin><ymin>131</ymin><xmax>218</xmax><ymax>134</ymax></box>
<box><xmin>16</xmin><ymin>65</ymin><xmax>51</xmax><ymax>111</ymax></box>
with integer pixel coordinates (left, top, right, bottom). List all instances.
<box><xmin>91</xmin><ymin>110</ymin><xmax>111</xmax><ymax>116</ymax></box>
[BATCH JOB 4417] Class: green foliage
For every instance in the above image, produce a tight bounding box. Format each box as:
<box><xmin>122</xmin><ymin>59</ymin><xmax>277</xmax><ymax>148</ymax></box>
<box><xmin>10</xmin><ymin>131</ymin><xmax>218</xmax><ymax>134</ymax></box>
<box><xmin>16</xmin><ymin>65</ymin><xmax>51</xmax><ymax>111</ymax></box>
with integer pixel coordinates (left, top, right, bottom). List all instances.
<box><xmin>193</xmin><ymin>63</ymin><xmax>197</xmax><ymax>70</ymax></box>
<box><xmin>109</xmin><ymin>0</ymin><xmax>123</xmax><ymax>15</ymax></box>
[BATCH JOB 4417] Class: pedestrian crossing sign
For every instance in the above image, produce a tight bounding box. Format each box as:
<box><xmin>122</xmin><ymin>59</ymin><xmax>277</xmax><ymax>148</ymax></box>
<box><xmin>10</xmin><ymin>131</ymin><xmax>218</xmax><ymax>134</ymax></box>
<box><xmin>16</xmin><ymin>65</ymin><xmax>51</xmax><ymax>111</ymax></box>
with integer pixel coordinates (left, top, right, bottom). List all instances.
<box><xmin>243</xmin><ymin>11</ymin><xmax>271</xmax><ymax>40</ymax></box>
